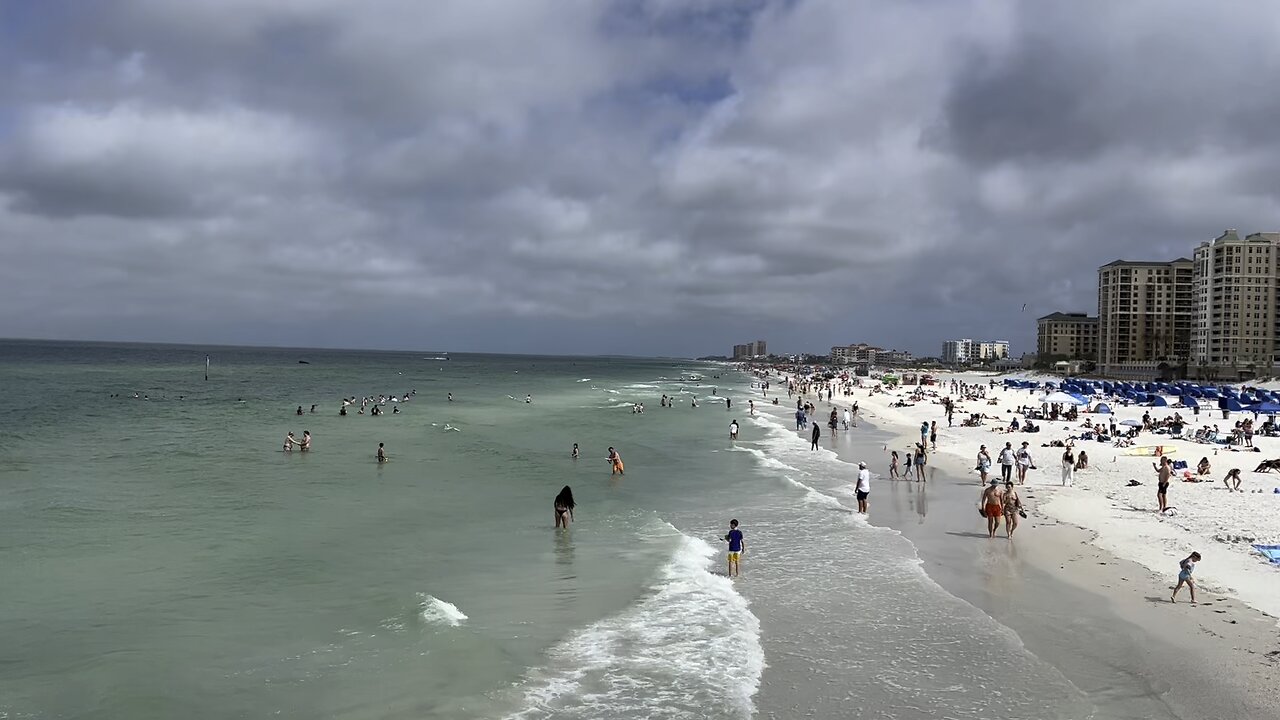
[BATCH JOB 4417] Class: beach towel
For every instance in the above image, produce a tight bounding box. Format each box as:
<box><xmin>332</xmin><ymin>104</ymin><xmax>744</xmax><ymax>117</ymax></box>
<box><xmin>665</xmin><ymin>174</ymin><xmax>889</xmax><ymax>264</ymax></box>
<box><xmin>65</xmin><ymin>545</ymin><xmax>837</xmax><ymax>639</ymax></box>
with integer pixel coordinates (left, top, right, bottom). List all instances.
<box><xmin>1252</xmin><ymin>545</ymin><xmax>1280</xmax><ymax>565</ymax></box>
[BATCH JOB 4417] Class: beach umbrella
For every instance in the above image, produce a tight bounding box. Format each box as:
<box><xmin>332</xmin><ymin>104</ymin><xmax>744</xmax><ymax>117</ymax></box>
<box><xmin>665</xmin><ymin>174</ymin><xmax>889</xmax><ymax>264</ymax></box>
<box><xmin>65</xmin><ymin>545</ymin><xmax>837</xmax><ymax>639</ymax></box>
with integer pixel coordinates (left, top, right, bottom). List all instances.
<box><xmin>1181</xmin><ymin>397</ymin><xmax>1199</xmax><ymax>408</ymax></box>
<box><xmin>1147</xmin><ymin>395</ymin><xmax>1168</xmax><ymax>407</ymax></box>
<box><xmin>1041</xmin><ymin>391</ymin><xmax>1086</xmax><ymax>405</ymax></box>
<box><xmin>1120</xmin><ymin>419</ymin><xmax>1142</xmax><ymax>427</ymax></box>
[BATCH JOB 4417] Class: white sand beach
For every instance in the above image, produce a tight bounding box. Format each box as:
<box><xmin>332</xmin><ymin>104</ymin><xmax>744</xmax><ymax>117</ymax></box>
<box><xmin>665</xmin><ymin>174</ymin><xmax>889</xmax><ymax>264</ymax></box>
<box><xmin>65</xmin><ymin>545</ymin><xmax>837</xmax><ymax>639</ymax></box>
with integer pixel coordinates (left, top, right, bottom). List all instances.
<box><xmin>853</xmin><ymin>372</ymin><xmax>1280</xmax><ymax>621</ymax></box>
<box><xmin>752</xmin><ymin>367</ymin><xmax>1280</xmax><ymax>717</ymax></box>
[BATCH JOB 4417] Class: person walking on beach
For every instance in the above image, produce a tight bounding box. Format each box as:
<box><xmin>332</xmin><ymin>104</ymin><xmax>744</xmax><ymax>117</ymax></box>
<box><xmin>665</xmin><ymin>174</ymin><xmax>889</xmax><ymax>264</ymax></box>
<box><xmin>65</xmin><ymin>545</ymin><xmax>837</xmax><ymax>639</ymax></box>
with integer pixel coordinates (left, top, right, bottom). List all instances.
<box><xmin>977</xmin><ymin>445</ymin><xmax>992</xmax><ymax>484</ymax></box>
<box><xmin>1223</xmin><ymin>468</ymin><xmax>1242</xmax><ymax>492</ymax></box>
<box><xmin>553</xmin><ymin>486</ymin><xmax>575</xmax><ymax>529</ymax></box>
<box><xmin>724</xmin><ymin>519</ymin><xmax>745</xmax><ymax>577</ymax></box>
<box><xmin>998</xmin><ymin>442</ymin><xmax>1015</xmax><ymax>483</ymax></box>
<box><xmin>729</xmin><ymin>419</ymin><xmax>739</xmax><ymax>440</ymax></box>
<box><xmin>919</xmin><ymin>421</ymin><xmax>929</xmax><ymax>448</ymax></box>
<box><xmin>1170</xmin><ymin>551</ymin><xmax>1201</xmax><ymax>603</ymax></box>
<box><xmin>608</xmin><ymin>447</ymin><xmax>625</xmax><ymax>475</ymax></box>
<box><xmin>1015</xmin><ymin>442</ymin><xmax>1034</xmax><ymax>485</ymax></box>
<box><xmin>856</xmin><ymin>462</ymin><xmax>871</xmax><ymax>513</ymax></box>
<box><xmin>1002</xmin><ymin>480</ymin><xmax>1023</xmax><ymax>539</ymax></box>
<box><xmin>890</xmin><ymin>450</ymin><xmax>901</xmax><ymax>480</ymax></box>
<box><xmin>1060</xmin><ymin>446</ymin><xmax>1074</xmax><ymax>486</ymax></box>
<box><xmin>981</xmin><ymin>480</ymin><xmax>1004</xmax><ymax>538</ymax></box>
<box><xmin>913</xmin><ymin>443</ymin><xmax>927</xmax><ymax>482</ymax></box>
<box><xmin>376</xmin><ymin>442</ymin><xmax>387</xmax><ymax>463</ymax></box>
<box><xmin>810</xmin><ymin>423</ymin><xmax>821</xmax><ymax>451</ymax></box>
<box><xmin>1156</xmin><ymin>456</ymin><xmax>1172</xmax><ymax>512</ymax></box>
<box><xmin>904</xmin><ymin>448</ymin><xmax>913</xmax><ymax>477</ymax></box>
<box><xmin>843</xmin><ymin>408</ymin><xmax>850</xmax><ymax>430</ymax></box>
<box><xmin>929</xmin><ymin>421</ymin><xmax>937</xmax><ymax>451</ymax></box>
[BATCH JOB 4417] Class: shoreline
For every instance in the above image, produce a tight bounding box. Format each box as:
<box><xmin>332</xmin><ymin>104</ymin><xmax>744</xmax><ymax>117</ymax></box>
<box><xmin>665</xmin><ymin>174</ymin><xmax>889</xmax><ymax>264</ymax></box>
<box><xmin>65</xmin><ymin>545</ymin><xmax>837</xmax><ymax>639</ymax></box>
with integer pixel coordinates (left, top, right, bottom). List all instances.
<box><xmin>748</xmin><ymin>373</ymin><xmax>1280</xmax><ymax>719</ymax></box>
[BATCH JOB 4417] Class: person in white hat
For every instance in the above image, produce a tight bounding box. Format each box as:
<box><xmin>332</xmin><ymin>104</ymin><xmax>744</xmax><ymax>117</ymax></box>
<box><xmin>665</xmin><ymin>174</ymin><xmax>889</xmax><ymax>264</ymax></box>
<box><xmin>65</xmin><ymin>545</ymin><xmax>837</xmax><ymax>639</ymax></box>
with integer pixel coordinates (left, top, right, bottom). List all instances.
<box><xmin>856</xmin><ymin>462</ymin><xmax>871</xmax><ymax>513</ymax></box>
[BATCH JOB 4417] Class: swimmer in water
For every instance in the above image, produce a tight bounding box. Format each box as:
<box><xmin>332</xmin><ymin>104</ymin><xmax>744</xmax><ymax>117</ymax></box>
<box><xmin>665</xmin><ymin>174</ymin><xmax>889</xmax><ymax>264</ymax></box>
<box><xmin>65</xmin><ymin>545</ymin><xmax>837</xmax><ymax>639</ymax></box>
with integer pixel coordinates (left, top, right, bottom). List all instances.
<box><xmin>448</xmin><ymin>393</ymin><xmax>453</xmax><ymax>402</ymax></box>
<box><xmin>571</xmin><ymin>443</ymin><xmax>579</xmax><ymax>459</ymax></box>
<box><xmin>297</xmin><ymin>406</ymin><xmax>303</xmax><ymax>416</ymax></box>
<box><xmin>526</xmin><ymin>394</ymin><xmax>532</xmax><ymax>404</ymax></box>
<box><xmin>310</xmin><ymin>404</ymin><xmax>316</xmax><ymax>414</ymax></box>
<box><xmin>376</xmin><ymin>442</ymin><xmax>387</xmax><ymax>463</ymax></box>
<box><xmin>554</xmin><ymin>486</ymin><xmax>575</xmax><ymax>528</ymax></box>
<box><xmin>284</xmin><ymin>432</ymin><xmax>296</xmax><ymax>451</ymax></box>
<box><xmin>607</xmin><ymin>447</ymin><xmax>624</xmax><ymax>475</ymax></box>
<box><xmin>300</xmin><ymin>431</ymin><xmax>311</xmax><ymax>451</ymax></box>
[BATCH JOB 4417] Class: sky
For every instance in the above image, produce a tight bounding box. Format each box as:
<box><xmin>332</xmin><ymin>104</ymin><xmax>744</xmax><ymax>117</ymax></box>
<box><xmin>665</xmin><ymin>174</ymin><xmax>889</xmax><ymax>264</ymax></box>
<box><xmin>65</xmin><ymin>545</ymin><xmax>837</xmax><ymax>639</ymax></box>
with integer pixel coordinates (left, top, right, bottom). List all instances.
<box><xmin>2</xmin><ymin>1</ymin><xmax>1279</xmax><ymax>358</ymax></box>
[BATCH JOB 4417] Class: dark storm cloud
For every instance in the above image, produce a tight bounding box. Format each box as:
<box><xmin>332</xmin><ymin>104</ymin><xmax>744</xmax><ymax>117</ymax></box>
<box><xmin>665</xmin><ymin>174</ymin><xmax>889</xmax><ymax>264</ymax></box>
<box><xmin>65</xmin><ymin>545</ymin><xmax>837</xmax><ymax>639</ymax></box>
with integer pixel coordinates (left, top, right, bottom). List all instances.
<box><xmin>2</xmin><ymin>0</ymin><xmax>1280</xmax><ymax>356</ymax></box>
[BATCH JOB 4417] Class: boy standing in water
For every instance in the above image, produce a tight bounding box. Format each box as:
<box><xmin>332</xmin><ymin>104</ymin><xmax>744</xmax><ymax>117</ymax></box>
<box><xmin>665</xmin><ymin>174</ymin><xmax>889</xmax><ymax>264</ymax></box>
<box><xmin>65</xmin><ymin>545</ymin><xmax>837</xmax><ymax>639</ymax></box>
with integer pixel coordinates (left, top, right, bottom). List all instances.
<box><xmin>376</xmin><ymin>442</ymin><xmax>387</xmax><ymax>463</ymax></box>
<box><xmin>1171</xmin><ymin>551</ymin><xmax>1201</xmax><ymax>603</ymax></box>
<box><xmin>725</xmin><ymin>519</ymin><xmax>745</xmax><ymax>577</ymax></box>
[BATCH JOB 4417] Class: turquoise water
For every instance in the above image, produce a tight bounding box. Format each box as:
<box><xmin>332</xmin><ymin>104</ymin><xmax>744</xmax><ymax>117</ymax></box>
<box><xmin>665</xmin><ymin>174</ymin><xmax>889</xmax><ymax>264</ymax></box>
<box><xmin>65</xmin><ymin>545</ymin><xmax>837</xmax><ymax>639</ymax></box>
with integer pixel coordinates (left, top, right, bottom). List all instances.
<box><xmin>1</xmin><ymin>341</ymin><xmax>1092</xmax><ymax>718</ymax></box>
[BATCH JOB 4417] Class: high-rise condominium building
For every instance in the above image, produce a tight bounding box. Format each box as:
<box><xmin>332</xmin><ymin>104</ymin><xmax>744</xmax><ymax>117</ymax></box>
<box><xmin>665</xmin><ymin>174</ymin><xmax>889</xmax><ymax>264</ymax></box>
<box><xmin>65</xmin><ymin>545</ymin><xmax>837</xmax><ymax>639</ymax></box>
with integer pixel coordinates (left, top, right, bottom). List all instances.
<box><xmin>941</xmin><ymin>339</ymin><xmax>975</xmax><ymax>364</ymax></box>
<box><xmin>1036</xmin><ymin>313</ymin><xmax>1099</xmax><ymax>360</ymax></box>
<box><xmin>1097</xmin><ymin>258</ymin><xmax>1194</xmax><ymax>377</ymax></box>
<box><xmin>1191</xmin><ymin>230</ymin><xmax>1280</xmax><ymax>380</ymax></box>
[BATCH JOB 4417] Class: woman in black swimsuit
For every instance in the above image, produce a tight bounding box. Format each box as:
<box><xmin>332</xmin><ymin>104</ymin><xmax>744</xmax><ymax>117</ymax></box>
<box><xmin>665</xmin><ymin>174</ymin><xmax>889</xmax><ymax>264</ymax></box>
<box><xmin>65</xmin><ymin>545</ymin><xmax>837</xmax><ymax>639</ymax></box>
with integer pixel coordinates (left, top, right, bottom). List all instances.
<box><xmin>554</xmin><ymin>486</ymin><xmax>576</xmax><ymax>529</ymax></box>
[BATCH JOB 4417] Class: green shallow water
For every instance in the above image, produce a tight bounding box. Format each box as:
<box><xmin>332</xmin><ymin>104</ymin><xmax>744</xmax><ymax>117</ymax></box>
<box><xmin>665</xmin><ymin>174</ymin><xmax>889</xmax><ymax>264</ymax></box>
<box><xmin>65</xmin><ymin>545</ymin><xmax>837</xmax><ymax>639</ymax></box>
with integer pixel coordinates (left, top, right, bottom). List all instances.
<box><xmin>0</xmin><ymin>341</ymin><xmax>752</xmax><ymax>719</ymax></box>
<box><xmin>1</xmin><ymin>341</ymin><xmax>1100</xmax><ymax>720</ymax></box>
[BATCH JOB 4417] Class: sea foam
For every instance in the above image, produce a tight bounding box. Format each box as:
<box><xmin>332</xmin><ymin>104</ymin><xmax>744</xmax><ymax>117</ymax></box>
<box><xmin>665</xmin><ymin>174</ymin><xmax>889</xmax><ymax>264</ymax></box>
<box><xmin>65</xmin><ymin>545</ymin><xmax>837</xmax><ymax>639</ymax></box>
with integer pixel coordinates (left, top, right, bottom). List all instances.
<box><xmin>509</xmin><ymin>525</ymin><xmax>764</xmax><ymax>719</ymax></box>
<box><xmin>417</xmin><ymin>594</ymin><xmax>468</xmax><ymax>627</ymax></box>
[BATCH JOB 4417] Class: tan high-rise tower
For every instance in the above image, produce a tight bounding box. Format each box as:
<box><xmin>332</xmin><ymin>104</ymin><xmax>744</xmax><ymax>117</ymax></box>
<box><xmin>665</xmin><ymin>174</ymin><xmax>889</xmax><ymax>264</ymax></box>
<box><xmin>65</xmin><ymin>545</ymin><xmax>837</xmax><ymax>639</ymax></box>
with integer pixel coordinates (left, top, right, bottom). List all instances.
<box><xmin>1097</xmin><ymin>258</ymin><xmax>1194</xmax><ymax>378</ymax></box>
<box><xmin>1191</xmin><ymin>230</ymin><xmax>1280</xmax><ymax>380</ymax></box>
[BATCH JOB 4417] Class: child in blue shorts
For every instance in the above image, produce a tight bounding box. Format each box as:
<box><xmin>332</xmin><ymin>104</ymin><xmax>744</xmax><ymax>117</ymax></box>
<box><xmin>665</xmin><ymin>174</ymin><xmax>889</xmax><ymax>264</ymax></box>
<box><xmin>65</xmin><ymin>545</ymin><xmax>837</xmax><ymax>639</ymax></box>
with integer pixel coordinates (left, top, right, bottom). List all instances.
<box><xmin>1171</xmin><ymin>551</ymin><xmax>1201</xmax><ymax>603</ymax></box>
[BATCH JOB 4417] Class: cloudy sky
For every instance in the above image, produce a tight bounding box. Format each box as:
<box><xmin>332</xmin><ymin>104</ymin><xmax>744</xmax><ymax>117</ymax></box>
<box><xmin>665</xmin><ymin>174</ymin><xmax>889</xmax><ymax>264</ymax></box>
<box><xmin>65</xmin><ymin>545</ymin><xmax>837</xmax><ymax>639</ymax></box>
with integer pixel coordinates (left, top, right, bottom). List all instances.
<box><xmin>2</xmin><ymin>1</ymin><xmax>1279</xmax><ymax>357</ymax></box>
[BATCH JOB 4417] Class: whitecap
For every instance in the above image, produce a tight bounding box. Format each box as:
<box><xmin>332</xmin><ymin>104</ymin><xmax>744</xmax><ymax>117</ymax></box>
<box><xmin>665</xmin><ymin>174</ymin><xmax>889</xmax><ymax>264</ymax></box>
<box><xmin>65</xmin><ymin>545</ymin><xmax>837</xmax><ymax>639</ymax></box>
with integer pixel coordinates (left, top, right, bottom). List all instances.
<box><xmin>418</xmin><ymin>594</ymin><xmax>468</xmax><ymax>627</ymax></box>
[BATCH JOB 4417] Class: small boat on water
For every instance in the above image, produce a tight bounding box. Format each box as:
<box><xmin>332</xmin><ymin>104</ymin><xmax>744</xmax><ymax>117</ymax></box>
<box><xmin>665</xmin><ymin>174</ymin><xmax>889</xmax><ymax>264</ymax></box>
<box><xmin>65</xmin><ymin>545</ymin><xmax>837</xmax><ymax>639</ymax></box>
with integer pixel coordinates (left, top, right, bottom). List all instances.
<box><xmin>425</xmin><ymin>353</ymin><xmax>449</xmax><ymax>361</ymax></box>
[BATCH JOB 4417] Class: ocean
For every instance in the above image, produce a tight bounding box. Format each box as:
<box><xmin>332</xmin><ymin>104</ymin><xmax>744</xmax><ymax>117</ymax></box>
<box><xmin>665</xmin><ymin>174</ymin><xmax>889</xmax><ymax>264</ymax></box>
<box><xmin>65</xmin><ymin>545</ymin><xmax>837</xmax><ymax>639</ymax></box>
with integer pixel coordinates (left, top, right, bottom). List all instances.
<box><xmin>0</xmin><ymin>340</ymin><xmax>1091</xmax><ymax>719</ymax></box>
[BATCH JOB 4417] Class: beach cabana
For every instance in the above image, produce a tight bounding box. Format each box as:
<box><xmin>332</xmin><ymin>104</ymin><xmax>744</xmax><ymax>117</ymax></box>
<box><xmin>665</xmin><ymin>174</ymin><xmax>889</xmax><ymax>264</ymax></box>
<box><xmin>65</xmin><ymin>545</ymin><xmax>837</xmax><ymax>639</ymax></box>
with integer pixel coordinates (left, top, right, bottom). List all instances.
<box><xmin>1147</xmin><ymin>395</ymin><xmax>1168</xmax><ymax>407</ymax></box>
<box><xmin>1250</xmin><ymin>401</ymin><xmax>1280</xmax><ymax>414</ymax></box>
<box><xmin>1180</xmin><ymin>396</ymin><xmax>1199</xmax><ymax>409</ymax></box>
<box><xmin>1219</xmin><ymin>398</ymin><xmax>1246</xmax><ymax>411</ymax></box>
<box><xmin>1093</xmin><ymin>403</ymin><xmax>1112</xmax><ymax>414</ymax></box>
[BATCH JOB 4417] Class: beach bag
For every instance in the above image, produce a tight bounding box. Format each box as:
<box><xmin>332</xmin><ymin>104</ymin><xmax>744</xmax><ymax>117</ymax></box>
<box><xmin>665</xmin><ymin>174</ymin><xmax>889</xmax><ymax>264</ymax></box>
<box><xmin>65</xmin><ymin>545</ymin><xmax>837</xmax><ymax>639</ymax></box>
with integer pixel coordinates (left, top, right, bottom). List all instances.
<box><xmin>978</xmin><ymin>506</ymin><xmax>987</xmax><ymax>518</ymax></box>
